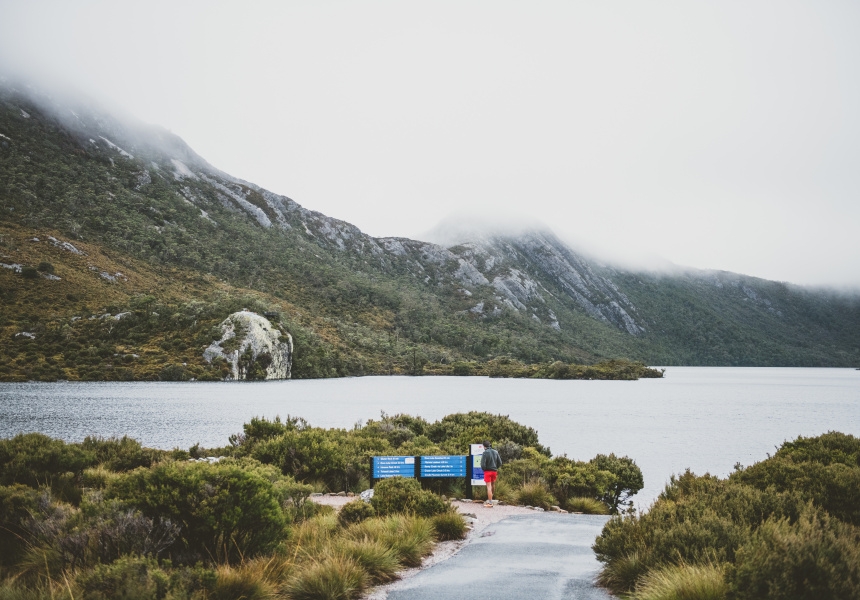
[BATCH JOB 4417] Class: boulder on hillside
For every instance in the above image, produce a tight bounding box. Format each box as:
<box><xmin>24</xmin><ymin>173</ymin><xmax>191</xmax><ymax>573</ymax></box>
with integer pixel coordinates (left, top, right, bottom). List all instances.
<box><xmin>203</xmin><ymin>310</ymin><xmax>292</xmax><ymax>380</ymax></box>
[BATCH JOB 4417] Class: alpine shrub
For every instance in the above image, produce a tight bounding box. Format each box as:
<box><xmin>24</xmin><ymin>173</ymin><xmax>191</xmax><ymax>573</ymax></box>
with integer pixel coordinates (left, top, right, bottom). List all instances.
<box><xmin>107</xmin><ymin>459</ymin><xmax>287</xmax><ymax>564</ymax></box>
<box><xmin>371</xmin><ymin>477</ymin><xmax>448</xmax><ymax>518</ymax></box>
<box><xmin>338</xmin><ymin>500</ymin><xmax>375</xmax><ymax>526</ymax></box>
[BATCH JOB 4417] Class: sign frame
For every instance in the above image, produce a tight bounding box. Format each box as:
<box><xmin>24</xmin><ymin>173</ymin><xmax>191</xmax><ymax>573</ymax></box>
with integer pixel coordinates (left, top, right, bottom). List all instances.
<box><xmin>371</xmin><ymin>455</ymin><xmax>416</xmax><ymax>480</ymax></box>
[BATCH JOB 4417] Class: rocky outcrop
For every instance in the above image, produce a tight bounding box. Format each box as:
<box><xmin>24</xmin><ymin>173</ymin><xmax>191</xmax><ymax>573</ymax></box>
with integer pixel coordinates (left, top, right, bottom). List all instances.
<box><xmin>203</xmin><ymin>310</ymin><xmax>292</xmax><ymax>380</ymax></box>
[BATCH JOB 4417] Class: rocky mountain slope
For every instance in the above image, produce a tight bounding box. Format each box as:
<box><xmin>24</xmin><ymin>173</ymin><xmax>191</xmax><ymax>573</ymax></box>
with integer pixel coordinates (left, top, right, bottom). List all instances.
<box><xmin>1</xmin><ymin>79</ymin><xmax>858</xmax><ymax>381</ymax></box>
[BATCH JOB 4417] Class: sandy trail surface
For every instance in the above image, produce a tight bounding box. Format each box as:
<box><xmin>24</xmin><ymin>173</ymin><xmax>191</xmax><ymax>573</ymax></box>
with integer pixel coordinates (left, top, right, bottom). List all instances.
<box><xmin>311</xmin><ymin>496</ymin><xmax>608</xmax><ymax>599</ymax></box>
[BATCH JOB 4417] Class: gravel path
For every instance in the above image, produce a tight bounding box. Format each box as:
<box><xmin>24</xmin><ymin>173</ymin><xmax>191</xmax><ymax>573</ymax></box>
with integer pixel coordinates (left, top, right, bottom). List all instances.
<box><xmin>311</xmin><ymin>496</ymin><xmax>601</xmax><ymax>599</ymax></box>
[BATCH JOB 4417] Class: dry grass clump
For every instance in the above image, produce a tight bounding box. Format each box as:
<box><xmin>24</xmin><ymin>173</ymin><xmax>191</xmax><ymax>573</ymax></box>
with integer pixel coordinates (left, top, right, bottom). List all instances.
<box><xmin>514</xmin><ymin>481</ymin><xmax>556</xmax><ymax>509</ymax></box>
<box><xmin>285</xmin><ymin>555</ymin><xmax>368</xmax><ymax>600</ymax></box>
<box><xmin>333</xmin><ymin>538</ymin><xmax>401</xmax><ymax>584</ymax></box>
<box><xmin>289</xmin><ymin>513</ymin><xmax>340</xmax><ymax>559</ymax></box>
<box><xmin>0</xmin><ymin>578</ymin><xmax>77</xmax><ymax>600</ymax></box>
<box><xmin>210</xmin><ymin>514</ymin><xmax>433</xmax><ymax>600</ymax></box>
<box><xmin>631</xmin><ymin>563</ymin><xmax>727</xmax><ymax>600</ymax></box>
<box><xmin>431</xmin><ymin>511</ymin><xmax>468</xmax><ymax>541</ymax></box>
<box><xmin>210</xmin><ymin>561</ymin><xmax>280</xmax><ymax>600</ymax></box>
<box><xmin>596</xmin><ymin>551</ymin><xmax>647</xmax><ymax>593</ymax></box>
<box><xmin>566</xmin><ymin>496</ymin><xmax>610</xmax><ymax>515</ymax></box>
<box><xmin>344</xmin><ymin>515</ymin><xmax>435</xmax><ymax>568</ymax></box>
<box><xmin>80</xmin><ymin>465</ymin><xmax>120</xmax><ymax>489</ymax></box>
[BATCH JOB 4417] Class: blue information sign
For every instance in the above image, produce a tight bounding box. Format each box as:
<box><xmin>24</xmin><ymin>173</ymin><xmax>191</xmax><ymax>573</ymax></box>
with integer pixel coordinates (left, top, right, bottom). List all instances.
<box><xmin>372</xmin><ymin>456</ymin><xmax>415</xmax><ymax>479</ymax></box>
<box><xmin>420</xmin><ymin>455</ymin><xmax>467</xmax><ymax>478</ymax></box>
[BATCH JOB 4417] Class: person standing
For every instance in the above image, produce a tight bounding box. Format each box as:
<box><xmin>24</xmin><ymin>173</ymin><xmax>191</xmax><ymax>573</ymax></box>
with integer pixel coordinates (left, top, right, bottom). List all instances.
<box><xmin>480</xmin><ymin>440</ymin><xmax>502</xmax><ymax>507</ymax></box>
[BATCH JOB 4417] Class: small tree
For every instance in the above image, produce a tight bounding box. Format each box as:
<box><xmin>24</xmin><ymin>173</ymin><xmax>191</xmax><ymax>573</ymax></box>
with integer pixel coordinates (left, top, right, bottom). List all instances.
<box><xmin>589</xmin><ymin>454</ymin><xmax>644</xmax><ymax>513</ymax></box>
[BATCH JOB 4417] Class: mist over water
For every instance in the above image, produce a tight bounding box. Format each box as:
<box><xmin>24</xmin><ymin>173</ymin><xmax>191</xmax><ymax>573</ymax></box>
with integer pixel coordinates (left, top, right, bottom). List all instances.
<box><xmin>2</xmin><ymin>368</ymin><xmax>858</xmax><ymax>507</ymax></box>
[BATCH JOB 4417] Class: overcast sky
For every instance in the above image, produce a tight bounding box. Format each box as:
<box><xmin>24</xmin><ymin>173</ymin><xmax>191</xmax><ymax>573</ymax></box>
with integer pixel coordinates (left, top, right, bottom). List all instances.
<box><xmin>2</xmin><ymin>1</ymin><xmax>859</xmax><ymax>287</ymax></box>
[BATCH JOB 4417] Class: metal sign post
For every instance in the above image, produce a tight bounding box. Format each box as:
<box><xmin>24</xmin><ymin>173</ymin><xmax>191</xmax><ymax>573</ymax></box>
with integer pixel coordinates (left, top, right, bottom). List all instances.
<box><xmin>370</xmin><ymin>454</ymin><xmax>471</xmax><ymax>495</ymax></box>
<box><xmin>468</xmin><ymin>443</ymin><xmax>486</xmax><ymax>499</ymax></box>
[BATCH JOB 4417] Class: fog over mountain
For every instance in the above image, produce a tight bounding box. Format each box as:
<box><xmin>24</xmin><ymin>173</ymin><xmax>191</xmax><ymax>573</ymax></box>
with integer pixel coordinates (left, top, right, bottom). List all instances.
<box><xmin>1</xmin><ymin>1</ymin><xmax>859</xmax><ymax>288</ymax></box>
<box><xmin>2</xmin><ymin>77</ymin><xmax>858</xmax><ymax>382</ymax></box>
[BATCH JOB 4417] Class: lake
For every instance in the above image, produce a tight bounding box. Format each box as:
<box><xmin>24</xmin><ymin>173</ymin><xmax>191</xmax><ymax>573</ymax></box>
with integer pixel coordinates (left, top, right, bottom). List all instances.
<box><xmin>2</xmin><ymin>367</ymin><xmax>858</xmax><ymax>507</ymax></box>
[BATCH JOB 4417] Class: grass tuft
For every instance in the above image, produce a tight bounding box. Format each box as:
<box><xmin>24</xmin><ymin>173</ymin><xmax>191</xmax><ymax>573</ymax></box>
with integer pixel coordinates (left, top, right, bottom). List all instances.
<box><xmin>210</xmin><ymin>562</ymin><xmax>279</xmax><ymax>600</ymax></box>
<box><xmin>334</xmin><ymin>538</ymin><xmax>401</xmax><ymax>584</ymax></box>
<box><xmin>597</xmin><ymin>551</ymin><xmax>648</xmax><ymax>593</ymax></box>
<box><xmin>80</xmin><ymin>465</ymin><xmax>120</xmax><ymax>489</ymax></box>
<box><xmin>0</xmin><ymin>577</ymin><xmax>76</xmax><ymax>600</ymax></box>
<box><xmin>566</xmin><ymin>496</ymin><xmax>610</xmax><ymax>514</ymax></box>
<box><xmin>514</xmin><ymin>481</ymin><xmax>556</xmax><ymax>509</ymax></box>
<box><xmin>632</xmin><ymin>563</ymin><xmax>727</xmax><ymax>600</ymax></box>
<box><xmin>285</xmin><ymin>555</ymin><xmax>368</xmax><ymax>600</ymax></box>
<box><xmin>344</xmin><ymin>515</ymin><xmax>435</xmax><ymax>568</ymax></box>
<box><xmin>290</xmin><ymin>513</ymin><xmax>340</xmax><ymax>559</ymax></box>
<box><xmin>431</xmin><ymin>511</ymin><xmax>468</xmax><ymax>541</ymax></box>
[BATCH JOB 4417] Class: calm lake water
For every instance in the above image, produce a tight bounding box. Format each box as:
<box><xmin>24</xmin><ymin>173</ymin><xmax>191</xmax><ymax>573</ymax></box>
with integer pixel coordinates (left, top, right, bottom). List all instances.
<box><xmin>2</xmin><ymin>367</ymin><xmax>858</xmax><ymax>507</ymax></box>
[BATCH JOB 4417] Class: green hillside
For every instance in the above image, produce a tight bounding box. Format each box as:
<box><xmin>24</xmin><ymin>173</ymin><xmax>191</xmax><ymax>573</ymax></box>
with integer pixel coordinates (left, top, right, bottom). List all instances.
<box><xmin>0</xmin><ymin>82</ymin><xmax>857</xmax><ymax>381</ymax></box>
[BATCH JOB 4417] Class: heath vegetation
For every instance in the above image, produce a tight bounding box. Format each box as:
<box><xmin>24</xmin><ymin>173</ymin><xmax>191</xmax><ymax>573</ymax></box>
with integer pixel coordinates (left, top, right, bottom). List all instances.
<box><xmin>593</xmin><ymin>431</ymin><xmax>860</xmax><ymax>600</ymax></box>
<box><xmin>0</xmin><ymin>411</ymin><xmax>641</xmax><ymax>598</ymax></box>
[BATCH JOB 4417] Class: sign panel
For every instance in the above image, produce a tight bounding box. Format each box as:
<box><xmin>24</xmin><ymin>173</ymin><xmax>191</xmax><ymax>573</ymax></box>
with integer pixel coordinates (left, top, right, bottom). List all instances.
<box><xmin>420</xmin><ymin>455</ymin><xmax>467</xmax><ymax>478</ymax></box>
<box><xmin>470</xmin><ymin>443</ymin><xmax>486</xmax><ymax>486</ymax></box>
<box><xmin>372</xmin><ymin>456</ymin><xmax>415</xmax><ymax>479</ymax></box>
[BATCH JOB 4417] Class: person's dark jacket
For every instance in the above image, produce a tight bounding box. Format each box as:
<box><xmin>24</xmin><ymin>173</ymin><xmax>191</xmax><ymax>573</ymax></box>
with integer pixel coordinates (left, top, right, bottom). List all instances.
<box><xmin>481</xmin><ymin>447</ymin><xmax>502</xmax><ymax>472</ymax></box>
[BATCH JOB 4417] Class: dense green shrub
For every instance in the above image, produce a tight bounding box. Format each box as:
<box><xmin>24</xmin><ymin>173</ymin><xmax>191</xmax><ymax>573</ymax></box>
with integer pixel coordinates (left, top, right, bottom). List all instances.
<box><xmin>728</xmin><ymin>507</ymin><xmax>860</xmax><ymax>600</ymax></box>
<box><xmin>533</xmin><ymin>359</ymin><xmax>663</xmax><ymax>380</ymax></box>
<box><xmin>338</xmin><ymin>499</ymin><xmax>376</xmax><ymax>526</ymax></box>
<box><xmin>593</xmin><ymin>433</ymin><xmax>860</xmax><ymax>597</ymax></box>
<box><xmin>230</xmin><ymin>415</ymin><xmax>307</xmax><ymax>451</ymax></box>
<box><xmin>0</xmin><ymin>484</ymin><xmax>39</xmax><ymax>567</ymax></box>
<box><xmin>498</xmin><ymin>448</ymin><xmax>640</xmax><ymax>513</ymax></box>
<box><xmin>450</xmin><ymin>361</ymin><xmax>476</xmax><ymax>376</ymax></box>
<box><xmin>732</xmin><ymin>431</ymin><xmax>860</xmax><ymax>526</ymax></box>
<box><xmin>0</xmin><ymin>433</ymin><xmax>92</xmax><ymax>493</ymax></box>
<box><xmin>80</xmin><ymin>436</ymin><xmax>159</xmax><ymax>471</ymax></box>
<box><xmin>76</xmin><ymin>555</ymin><xmax>170</xmax><ymax>600</ymax></box>
<box><xmin>75</xmin><ymin>557</ymin><xmax>214</xmax><ymax>600</ymax></box>
<box><xmin>107</xmin><ymin>459</ymin><xmax>288</xmax><ymax>563</ymax></box>
<box><xmin>274</xmin><ymin>476</ymin><xmax>317</xmax><ymax>523</ymax></box>
<box><xmin>361</xmin><ymin>413</ymin><xmax>430</xmax><ymax>448</ymax></box>
<box><xmin>427</xmin><ymin>412</ymin><xmax>549</xmax><ymax>456</ymax></box>
<box><xmin>78</xmin><ymin>496</ymin><xmax>182</xmax><ymax>565</ymax></box>
<box><xmin>251</xmin><ymin>426</ymin><xmax>390</xmax><ymax>492</ymax></box>
<box><xmin>158</xmin><ymin>364</ymin><xmax>189</xmax><ymax>381</ymax></box>
<box><xmin>371</xmin><ymin>477</ymin><xmax>448</xmax><ymax>518</ymax></box>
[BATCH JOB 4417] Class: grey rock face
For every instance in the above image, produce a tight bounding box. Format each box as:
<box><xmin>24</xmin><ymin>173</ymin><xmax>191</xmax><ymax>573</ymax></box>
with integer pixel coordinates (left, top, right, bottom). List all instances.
<box><xmin>203</xmin><ymin>310</ymin><xmax>293</xmax><ymax>380</ymax></box>
<box><xmin>445</xmin><ymin>230</ymin><xmax>646</xmax><ymax>335</ymax></box>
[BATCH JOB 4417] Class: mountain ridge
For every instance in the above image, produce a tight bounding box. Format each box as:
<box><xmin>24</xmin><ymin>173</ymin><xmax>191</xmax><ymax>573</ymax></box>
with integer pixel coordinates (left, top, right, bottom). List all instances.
<box><xmin>1</xmin><ymin>80</ymin><xmax>858</xmax><ymax>381</ymax></box>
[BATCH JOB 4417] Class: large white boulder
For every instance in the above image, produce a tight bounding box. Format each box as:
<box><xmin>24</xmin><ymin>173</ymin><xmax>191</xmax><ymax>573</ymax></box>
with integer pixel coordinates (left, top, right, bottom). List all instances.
<box><xmin>203</xmin><ymin>310</ymin><xmax>293</xmax><ymax>380</ymax></box>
